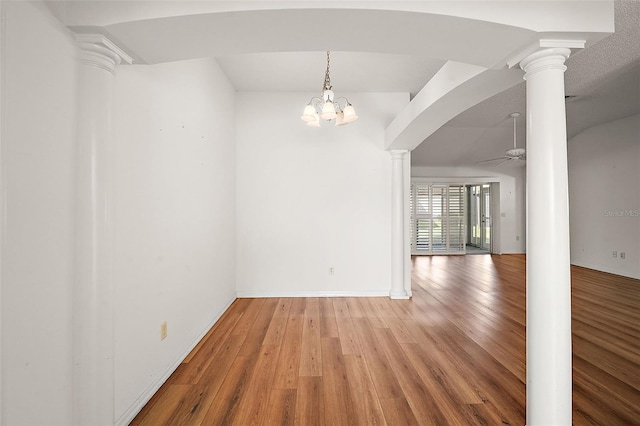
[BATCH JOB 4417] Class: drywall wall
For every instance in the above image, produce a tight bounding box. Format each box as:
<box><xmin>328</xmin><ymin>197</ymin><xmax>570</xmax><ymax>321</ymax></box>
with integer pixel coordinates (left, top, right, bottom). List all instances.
<box><xmin>236</xmin><ymin>92</ymin><xmax>408</xmax><ymax>297</ymax></box>
<box><xmin>568</xmin><ymin>113</ymin><xmax>639</xmax><ymax>279</ymax></box>
<box><xmin>113</xmin><ymin>58</ymin><xmax>237</xmax><ymax>423</ymax></box>
<box><xmin>411</xmin><ymin>165</ymin><xmax>526</xmax><ymax>254</ymax></box>
<box><xmin>1</xmin><ymin>2</ymin><xmax>77</xmax><ymax>424</ymax></box>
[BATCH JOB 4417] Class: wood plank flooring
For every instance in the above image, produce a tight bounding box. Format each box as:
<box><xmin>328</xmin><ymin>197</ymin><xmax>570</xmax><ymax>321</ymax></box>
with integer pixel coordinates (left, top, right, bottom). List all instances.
<box><xmin>131</xmin><ymin>254</ymin><xmax>640</xmax><ymax>425</ymax></box>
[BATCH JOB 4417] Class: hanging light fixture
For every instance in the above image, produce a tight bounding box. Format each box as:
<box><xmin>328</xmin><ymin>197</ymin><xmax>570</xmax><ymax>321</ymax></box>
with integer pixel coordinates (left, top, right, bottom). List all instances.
<box><xmin>300</xmin><ymin>51</ymin><xmax>358</xmax><ymax>127</ymax></box>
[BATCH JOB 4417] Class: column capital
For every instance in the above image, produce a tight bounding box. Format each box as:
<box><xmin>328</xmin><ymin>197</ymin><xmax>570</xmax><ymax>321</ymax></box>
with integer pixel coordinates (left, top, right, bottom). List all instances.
<box><xmin>520</xmin><ymin>47</ymin><xmax>571</xmax><ymax>80</ymax></box>
<box><xmin>76</xmin><ymin>34</ymin><xmax>133</xmax><ymax>74</ymax></box>
<box><xmin>390</xmin><ymin>149</ymin><xmax>409</xmax><ymax>159</ymax></box>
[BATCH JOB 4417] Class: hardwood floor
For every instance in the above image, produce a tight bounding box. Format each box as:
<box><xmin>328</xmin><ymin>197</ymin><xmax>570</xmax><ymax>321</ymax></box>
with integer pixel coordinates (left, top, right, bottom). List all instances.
<box><xmin>131</xmin><ymin>255</ymin><xmax>640</xmax><ymax>425</ymax></box>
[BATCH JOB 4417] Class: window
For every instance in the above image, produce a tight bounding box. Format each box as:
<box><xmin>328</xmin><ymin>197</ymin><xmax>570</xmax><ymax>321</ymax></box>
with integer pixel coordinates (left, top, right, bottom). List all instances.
<box><xmin>410</xmin><ymin>183</ymin><xmax>465</xmax><ymax>254</ymax></box>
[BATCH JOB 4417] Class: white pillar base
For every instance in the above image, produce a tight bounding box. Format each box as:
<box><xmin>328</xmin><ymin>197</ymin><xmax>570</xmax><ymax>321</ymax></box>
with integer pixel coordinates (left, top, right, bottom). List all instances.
<box><xmin>389</xmin><ymin>290</ymin><xmax>411</xmax><ymax>300</ymax></box>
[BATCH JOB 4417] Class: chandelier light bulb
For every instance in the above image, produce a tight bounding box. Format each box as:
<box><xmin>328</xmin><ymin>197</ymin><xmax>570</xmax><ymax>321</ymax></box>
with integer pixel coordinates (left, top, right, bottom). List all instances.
<box><xmin>300</xmin><ymin>104</ymin><xmax>318</xmax><ymax>122</ymax></box>
<box><xmin>321</xmin><ymin>101</ymin><xmax>337</xmax><ymax>120</ymax></box>
<box><xmin>342</xmin><ymin>104</ymin><xmax>358</xmax><ymax>123</ymax></box>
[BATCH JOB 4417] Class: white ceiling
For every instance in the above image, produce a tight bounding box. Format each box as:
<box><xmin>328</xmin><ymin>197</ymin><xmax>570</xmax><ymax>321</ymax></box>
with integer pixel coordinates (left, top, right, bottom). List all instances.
<box><xmin>216</xmin><ymin>52</ymin><xmax>446</xmax><ymax>98</ymax></box>
<box><xmin>49</xmin><ymin>0</ymin><xmax>637</xmax><ymax>168</ymax></box>
<box><xmin>66</xmin><ymin>4</ymin><xmax>545</xmax><ymax>66</ymax></box>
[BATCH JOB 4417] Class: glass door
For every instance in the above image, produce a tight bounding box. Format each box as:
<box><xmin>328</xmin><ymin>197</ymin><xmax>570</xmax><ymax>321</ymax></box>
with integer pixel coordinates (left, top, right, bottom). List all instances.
<box><xmin>469</xmin><ymin>186</ymin><xmax>482</xmax><ymax>247</ymax></box>
<box><xmin>466</xmin><ymin>184</ymin><xmax>492</xmax><ymax>253</ymax></box>
<box><xmin>481</xmin><ymin>184</ymin><xmax>491</xmax><ymax>251</ymax></box>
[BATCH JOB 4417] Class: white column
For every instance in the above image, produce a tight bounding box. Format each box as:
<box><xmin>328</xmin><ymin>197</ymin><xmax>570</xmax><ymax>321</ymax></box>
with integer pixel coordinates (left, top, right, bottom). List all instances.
<box><xmin>73</xmin><ymin>35</ymin><xmax>131</xmax><ymax>426</ymax></box>
<box><xmin>403</xmin><ymin>151</ymin><xmax>412</xmax><ymax>298</ymax></box>
<box><xmin>520</xmin><ymin>48</ymin><xmax>572</xmax><ymax>426</ymax></box>
<box><xmin>390</xmin><ymin>150</ymin><xmax>410</xmax><ymax>299</ymax></box>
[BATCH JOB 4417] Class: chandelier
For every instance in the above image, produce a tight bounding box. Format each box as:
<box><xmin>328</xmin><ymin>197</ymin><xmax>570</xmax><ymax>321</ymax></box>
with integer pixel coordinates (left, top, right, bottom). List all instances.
<box><xmin>300</xmin><ymin>51</ymin><xmax>358</xmax><ymax>127</ymax></box>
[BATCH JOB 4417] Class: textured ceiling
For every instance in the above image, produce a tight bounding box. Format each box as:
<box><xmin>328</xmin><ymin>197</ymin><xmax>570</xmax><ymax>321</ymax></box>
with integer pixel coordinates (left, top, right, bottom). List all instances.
<box><xmin>564</xmin><ymin>0</ymin><xmax>640</xmax><ymax>139</ymax></box>
<box><xmin>411</xmin><ymin>0</ymin><xmax>639</xmax><ymax>167</ymax></box>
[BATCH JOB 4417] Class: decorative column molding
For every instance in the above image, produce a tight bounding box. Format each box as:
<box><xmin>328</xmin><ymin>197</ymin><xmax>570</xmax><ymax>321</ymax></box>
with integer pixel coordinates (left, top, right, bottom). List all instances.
<box><xmin>76</xmin><ymin>34</ymin><xmax>132</xmax><ymax>73</ymax></box>
<box><xmin>72</xmin><ymin>35</ymin><xmax>130</xmax><ymax>426</ymax></box>
<box><xmin>390</xmin><ymin>150</ymin><xmax>410</xmax><ymax>299</ymax></box>
<box><xmin>520</xmin><ymin>48</ymin><xmax>570</xmax><ymax>77</ymax></box>
<box><xmin>520</xmin><ymin>47</ymin><xmax>573</xmax><ymax>426</ymax></box>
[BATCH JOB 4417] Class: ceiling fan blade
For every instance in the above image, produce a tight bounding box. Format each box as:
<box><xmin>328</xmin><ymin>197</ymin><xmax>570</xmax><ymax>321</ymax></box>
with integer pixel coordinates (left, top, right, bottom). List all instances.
<box><xmin>495</xmin><ymin>159</ymin><xmax>509</xmax><ymax>167</ymax></box>
<box><xmin>476</xmin><ymin>157</ymin><xmax>507</xmax><ymax>164</ymax></box>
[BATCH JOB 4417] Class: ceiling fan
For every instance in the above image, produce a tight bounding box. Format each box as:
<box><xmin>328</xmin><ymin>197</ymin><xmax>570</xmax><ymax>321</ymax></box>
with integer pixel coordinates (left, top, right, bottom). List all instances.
<box><xmin>477</xmin><ymin>112</ymin><xmax>525</xmax><ymax>166</ymax></box>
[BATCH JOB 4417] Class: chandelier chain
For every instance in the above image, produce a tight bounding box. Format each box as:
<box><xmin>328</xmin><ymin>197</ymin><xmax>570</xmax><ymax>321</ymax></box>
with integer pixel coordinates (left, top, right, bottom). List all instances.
<box><xmin>323</xmin><ymin>51</ymin><xmax>332</xmax><ymax>91</ymax></box>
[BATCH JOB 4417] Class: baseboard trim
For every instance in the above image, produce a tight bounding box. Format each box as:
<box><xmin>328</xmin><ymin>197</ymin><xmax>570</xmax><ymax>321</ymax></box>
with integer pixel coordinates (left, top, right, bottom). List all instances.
<box><xmin>236</xmin><ymin>290</ymin><xmax>390</xmax><ymax>298</ymax></box>
<box><xmin>115</xmin><ymin>295</ymin><xmax>237</xmax><ymax>426</ymax></box>
<box><xmin>571</xmin><ymin>261</ymin><xmax>640</xmax><ymax>280</ymax></box>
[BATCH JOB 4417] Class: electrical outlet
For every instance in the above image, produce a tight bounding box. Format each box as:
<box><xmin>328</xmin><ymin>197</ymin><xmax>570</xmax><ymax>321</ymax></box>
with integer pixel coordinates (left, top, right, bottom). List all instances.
<box><xmin>620</xmin><ymin>252</ymin><xmax>625</xmax><ymax>259</ymax></box>
<box><xmin>160</xmin><ymin>321</ymin><xmax>167</xmax><ymax>340</ymax></box>
<box><xmin>329</xmin><ymin>267</ymin><xmax>335</xmax><ymax>275</ymax></box>
<box><xmin>612</xmin><ymin>251</ymin><xmax>617</xmax><ymax>258</ymax></box>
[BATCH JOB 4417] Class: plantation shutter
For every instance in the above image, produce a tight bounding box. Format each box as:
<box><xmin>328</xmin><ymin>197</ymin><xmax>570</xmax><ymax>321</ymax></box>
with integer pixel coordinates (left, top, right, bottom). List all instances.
<box><xmin>447</xmin><ymin>185</ymin><xmax>465</xmax><ymax>253</ymax></box>
<box><xmin>415</xmin><ymin>184</ymin><xmax>431</xmax><ymax>251</ymax></box>
<box><xmin>410</xmin><ymin>183</ymin><xmax>466</xmax><ymax>255</ymax></box>
<box><xmin>409</xmin><ymin>184</ymin><xmax>414</xmax><ymax>251</ymax></box>
<box><xmin>431</xmin><ymin>185</ymin><xmax>446</xmax><ymax>252</ymax></box>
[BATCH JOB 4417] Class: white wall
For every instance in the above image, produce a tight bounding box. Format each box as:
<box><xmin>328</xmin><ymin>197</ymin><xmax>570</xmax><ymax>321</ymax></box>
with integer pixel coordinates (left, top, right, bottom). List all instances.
<box><xmin>113</xmin><ymin>58</ymin><xmax>237</xmax><ymax>424</ymax></box>
<box><xmin>236</xmin><ymin>92</ymin><xmax>407</xmax><ymax>297</ymax></box>
<box><xmin>411</xmin><ymin>165</ymin><xmax>526</xmax><ymax>254</ymax></box>
<box><xmin>568</xmin><ymin>113</ymin><xmax>640</xmax><ymax>279</ymax></box>
<box><xmin>1</xmin><ymin>2</ymin><xmax>77</xmax><ymax>424</ymax></box>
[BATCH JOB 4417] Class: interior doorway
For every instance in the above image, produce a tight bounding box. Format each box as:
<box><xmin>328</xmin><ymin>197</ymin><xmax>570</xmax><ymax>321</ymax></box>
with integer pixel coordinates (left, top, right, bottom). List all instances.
<box><xmin>467</xmin><ymin>184</ymin><xmax>492</xmax><ymax>254</ymax></box>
